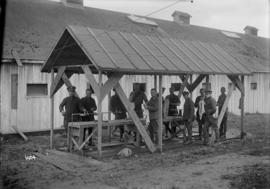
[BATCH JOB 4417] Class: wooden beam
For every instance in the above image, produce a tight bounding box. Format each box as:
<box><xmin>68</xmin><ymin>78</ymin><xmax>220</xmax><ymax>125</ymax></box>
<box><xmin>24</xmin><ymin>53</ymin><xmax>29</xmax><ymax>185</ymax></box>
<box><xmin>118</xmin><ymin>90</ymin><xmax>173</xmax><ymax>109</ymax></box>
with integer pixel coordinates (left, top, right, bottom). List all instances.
<box><xmin>227</xmin><ymin>75</ymin><xmax>245</xmax><ymax>94</ymax></box>
<box><xmin>108</xmin><ymin>90</ymin><xmax>112</xmax><ymax>142</ymax></box>
<box><xmin>178</xmin><ymin>75</ymin><xmax>189</xmax><ymax>99</ymax></box>
<box><xmin>62</xmin><ymin>73</ymin><xmax>79</xmax><ymax>97</ymax></box>
<box><xmin>50</xmin><ymin>69</ymin><xmax>54</xmax><ymax>149</ymax></box>
<box><xmin>158</xmin><ymin>75</ymin><xmax>163</xmax><ymax>152</ymax></box>
<box><xmin>189</xmin><ymin>75</ymin><xmax>206</xmax><ymax>92</ymax></box>
<box><xmin>12</xmin><ymin>125</ymin><xmax>28</xmax><ymax>141</ymax></box>
<box><xmin>114</xmin><ymin>83</ymin><xmax>156</xmax><ymax>153</ymax></box>
<box><xmin>100</xmin><ymin>73</ymin><xmax>123</xmax><ymax>101</ymax></box>
<box><xmin>97</xmin><ymin>71</ymin><xmax>103</xmax><ymax>158</ymax></box>
<box><xmin>179</xmin><ymin>75</ymin><xmax>191</xmax><ymax>92</ymax></box>
<box><xmin>154</xmin><ymin>75</ymin><xmax>157</xmax><ymax>89</ymax></box>
<box><xmin>217</xmin><ymin>83</ymin><xmax>234</xmax><ymax>128</ymax></box>
<box><xmin>11</xmin><ymin>49</ymin><xmax>23</xmax><ymax>66</ymax></box>
<box><xmin>240</xmin><ymin>75</ymin><xmax>245</xmax><ymax>139</ymax></box>
<box><xmin>81</xmin><ymin>65</ymin><xmax>100</xmax><ymax>97</ymax></box>
<box><xmin>50</xmin><ymin>66</ymin><xmax>66</xmax><ymax>97</ymax></box>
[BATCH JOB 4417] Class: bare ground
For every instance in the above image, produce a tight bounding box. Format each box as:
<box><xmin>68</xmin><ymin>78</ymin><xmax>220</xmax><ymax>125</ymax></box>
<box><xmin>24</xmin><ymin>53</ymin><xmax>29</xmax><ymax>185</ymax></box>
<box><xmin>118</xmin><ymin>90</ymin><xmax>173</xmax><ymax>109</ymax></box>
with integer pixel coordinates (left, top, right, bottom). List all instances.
<box><xmin>1</xmin><ymin>113</ymin><xmax>270</xmax><ymax>189</ymax></box>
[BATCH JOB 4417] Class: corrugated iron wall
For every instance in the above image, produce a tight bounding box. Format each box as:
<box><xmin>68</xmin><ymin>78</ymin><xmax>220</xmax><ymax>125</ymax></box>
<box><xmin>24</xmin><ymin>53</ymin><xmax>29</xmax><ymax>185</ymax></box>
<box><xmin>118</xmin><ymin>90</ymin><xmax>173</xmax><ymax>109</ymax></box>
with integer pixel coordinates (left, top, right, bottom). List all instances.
<box><xmin>1</xmin><ymin>63</ymin><xmax>269</xmax><ymax>134</ymax></box>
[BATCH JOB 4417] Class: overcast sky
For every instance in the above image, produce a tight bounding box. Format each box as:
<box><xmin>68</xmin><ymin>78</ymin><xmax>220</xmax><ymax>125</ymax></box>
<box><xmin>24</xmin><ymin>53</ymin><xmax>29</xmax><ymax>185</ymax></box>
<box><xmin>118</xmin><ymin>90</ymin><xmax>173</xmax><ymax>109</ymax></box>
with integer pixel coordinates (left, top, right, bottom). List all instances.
<box><xmin>84</xmin><ymin>0</ymin><xmax>269</xmax><ymax>38</ymax></box>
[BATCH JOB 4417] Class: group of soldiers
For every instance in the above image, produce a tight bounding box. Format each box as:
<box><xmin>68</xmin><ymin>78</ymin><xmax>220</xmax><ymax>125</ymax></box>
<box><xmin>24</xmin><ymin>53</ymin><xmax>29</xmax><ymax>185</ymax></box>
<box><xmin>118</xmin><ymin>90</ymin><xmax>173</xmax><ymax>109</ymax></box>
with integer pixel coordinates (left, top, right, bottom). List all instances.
<box><xmin>59</xmin><ymin>84</ymin><xmax>228</xmax><ymax>147</ymax></box>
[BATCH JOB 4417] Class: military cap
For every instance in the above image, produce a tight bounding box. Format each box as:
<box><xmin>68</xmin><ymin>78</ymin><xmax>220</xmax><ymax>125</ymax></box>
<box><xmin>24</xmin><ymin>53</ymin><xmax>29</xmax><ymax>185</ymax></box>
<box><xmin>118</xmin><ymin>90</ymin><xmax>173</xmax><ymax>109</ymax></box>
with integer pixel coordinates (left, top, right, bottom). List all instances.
<box><xmin>67</xmin><ymin>86</ymin><xmax>76</xmax><ymax>92</ymax></box>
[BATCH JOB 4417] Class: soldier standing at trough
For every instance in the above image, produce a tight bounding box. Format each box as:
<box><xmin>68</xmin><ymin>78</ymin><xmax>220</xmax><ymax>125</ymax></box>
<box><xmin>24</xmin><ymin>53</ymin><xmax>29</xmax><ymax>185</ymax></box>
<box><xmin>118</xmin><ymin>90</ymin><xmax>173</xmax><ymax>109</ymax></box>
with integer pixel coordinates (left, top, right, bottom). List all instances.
<box><xmin>59</xmin><ymin>86</ymin><xmax>86</xmax><ymax>135</ymax></box>
<box><xmin>203</xmin><ymin>87</ymin><xmax>219</xmax><ymax>145</ymax></box>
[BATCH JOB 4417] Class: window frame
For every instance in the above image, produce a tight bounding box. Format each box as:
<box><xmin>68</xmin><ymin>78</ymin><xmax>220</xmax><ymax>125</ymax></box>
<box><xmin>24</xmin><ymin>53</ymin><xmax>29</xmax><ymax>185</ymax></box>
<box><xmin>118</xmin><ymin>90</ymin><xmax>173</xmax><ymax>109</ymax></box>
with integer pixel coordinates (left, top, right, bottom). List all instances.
<box><xmin>26</xmin><ymin>83</ymin><xmax>48</xmax><ymax>97</ymax></box>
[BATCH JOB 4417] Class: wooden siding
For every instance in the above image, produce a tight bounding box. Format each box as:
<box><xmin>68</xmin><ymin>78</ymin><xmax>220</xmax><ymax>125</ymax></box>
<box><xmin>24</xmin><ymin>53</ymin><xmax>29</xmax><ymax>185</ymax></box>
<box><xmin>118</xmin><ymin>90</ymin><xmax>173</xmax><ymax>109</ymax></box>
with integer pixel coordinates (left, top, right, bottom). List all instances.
<box><xmin>1</xmin><ymin>63</ymin><xmax>269</xmax><ymax>134</ymax></box>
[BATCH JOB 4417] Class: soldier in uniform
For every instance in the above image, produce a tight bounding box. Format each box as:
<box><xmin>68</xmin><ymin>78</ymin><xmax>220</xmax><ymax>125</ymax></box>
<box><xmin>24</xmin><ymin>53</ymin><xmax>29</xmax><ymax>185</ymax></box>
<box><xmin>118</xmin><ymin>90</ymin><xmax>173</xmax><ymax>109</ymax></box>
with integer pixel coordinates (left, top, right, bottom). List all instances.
<box><xmin>182</xmin><ymin>91</ymin><xmax>195</xmax><ymax>144</ymax></box>
<box><xmin>194</xmin><ymin>88</ymin><xmax>205</xmax><ymax>140</ymax></box>
<box><xmin>110</xmin><ymin>89</ymin><xmax>127</xmax><ymax>141</ymax></box>
<box><xmin>144</xmin><ymin>88</ymin><xmax>159</xmax><ymax>144</ymax></box>
<box><xmin>59</xmin><ymin>86</ymin><xmax>86</xmax><ymax>135</ymax></box>
<box><xmin>164</xmin><ymin>87</ymin><xmax>180</xmax><ymax>138</ymax></box>
<box><xmin>203</xmin><ymin>87</ymin><xmax>219</xmax><ymax>145</ymax></box>
<box><xmin>217</xmin><ymin>87</ymin><xmax>227</xmax><ymax>139</ymax></box>
<box><xmin>81</xmin><ymin>88</ymin><xmax>97</xmax><ymax>144</ymax></box>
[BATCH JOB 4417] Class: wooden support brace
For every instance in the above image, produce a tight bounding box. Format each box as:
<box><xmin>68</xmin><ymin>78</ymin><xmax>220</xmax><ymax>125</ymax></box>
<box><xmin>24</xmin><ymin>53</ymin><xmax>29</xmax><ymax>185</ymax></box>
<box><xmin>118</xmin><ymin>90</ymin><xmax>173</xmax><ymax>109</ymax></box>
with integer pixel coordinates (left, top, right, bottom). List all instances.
<box><xmin>178</xmin><ymin>75</ymin><xmax>189</xmax><ymax>98</ymax></box>
<box><xmin>179</xmin><ymin>75</ymin><xmax>191</xmax><ymax>92</ymax></box>
<box><xmin>217</xmin><ymin>83</ymin><xmax>234</xmax><ymax>128</ymax></box>
<box><xmin>227</xmin><ymin>75</ymin><xmax>245</xmax><ymax>95</ymax></box>
<box><xmin>62</xmin><ymin>73</ymin><xmax>79</xmax><ymax>97</ymax></box>
<box><xmin>81</xmin><ymin>65</ymin><xmax>100</xmax><ymax>97</ymax></box>
<box><xmin>12</xmin><ymin>125</ymin><xmax>28</xmax><ymax>141</ymax></box>
<box><xmin>11</xmin><ymin>49</ymin><xmax>23</xmax><ymax>66</ymax></box>
<box><xmin>114</xmin><ymin>83</ymin><xmax>156</xmax><ymax>153</ymax></box>
<box><xmin>100</xmin><ymin>73</ymin><xmax>123</xmax><ymax>101</ymax></box>
<box><xmin>78</xmin><ymin>127</ymin><xmax>97</xmax><ymax>150</ymax></box>
<box><xmin>189</xmin><ymin>75</ymin><xmax>206</xmax><ymax>92</ymax></box>
<box><xmin>50</xmin><ymin>66</ymin><xmax>66</xmax><ymax>97</ymax></box>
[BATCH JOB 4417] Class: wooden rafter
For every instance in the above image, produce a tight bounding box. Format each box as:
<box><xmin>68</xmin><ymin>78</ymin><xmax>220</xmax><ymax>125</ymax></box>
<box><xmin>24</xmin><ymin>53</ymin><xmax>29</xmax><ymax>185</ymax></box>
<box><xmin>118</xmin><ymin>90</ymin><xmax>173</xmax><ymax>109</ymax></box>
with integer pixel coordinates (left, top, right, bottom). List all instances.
<box><xmin>62</xmin><ymin>73</ymin><xmax>79</xmax><ymax>97</ymax></box>
<box><xmin>114</xmin><ymin>83</ymin><xmax>156</xmax><ymax>153</ymax></box>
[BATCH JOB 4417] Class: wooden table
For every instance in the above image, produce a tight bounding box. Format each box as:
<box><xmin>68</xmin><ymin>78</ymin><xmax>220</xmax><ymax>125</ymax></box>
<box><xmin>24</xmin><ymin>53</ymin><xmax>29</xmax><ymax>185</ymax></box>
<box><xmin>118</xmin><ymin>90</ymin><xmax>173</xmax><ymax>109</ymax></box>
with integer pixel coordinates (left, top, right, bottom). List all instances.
<box><xmin>67</xmin><ymin>119</ymin><xmax>146</xmax><ymax>152</ymax></box>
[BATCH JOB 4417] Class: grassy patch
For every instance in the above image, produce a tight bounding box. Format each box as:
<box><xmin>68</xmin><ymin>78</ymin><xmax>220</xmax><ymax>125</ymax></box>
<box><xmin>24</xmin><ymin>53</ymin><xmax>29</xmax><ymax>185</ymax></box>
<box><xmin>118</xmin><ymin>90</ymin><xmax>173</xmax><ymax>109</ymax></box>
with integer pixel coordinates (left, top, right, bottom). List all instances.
<box><xmin>222</xmin><ymin>163</ymin><xmax>270</xmax><ymax>189</ymax></box>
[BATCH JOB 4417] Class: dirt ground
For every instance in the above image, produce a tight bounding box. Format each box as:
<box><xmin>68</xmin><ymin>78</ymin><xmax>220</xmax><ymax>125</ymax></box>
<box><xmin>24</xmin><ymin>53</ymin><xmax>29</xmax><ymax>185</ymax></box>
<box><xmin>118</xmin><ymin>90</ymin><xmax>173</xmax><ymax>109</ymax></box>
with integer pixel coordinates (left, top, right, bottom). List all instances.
<box><xmin>1</xmin><ymin>113</ymin><xmax>270</xmax><ymax>189</ymax></box>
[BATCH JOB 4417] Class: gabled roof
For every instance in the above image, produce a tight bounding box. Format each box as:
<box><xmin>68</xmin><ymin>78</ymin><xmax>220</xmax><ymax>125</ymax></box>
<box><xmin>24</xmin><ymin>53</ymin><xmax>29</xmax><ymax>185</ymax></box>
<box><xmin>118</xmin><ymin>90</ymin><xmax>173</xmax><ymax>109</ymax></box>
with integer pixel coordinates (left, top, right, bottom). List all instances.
<box><xmin>3</xmin><ymin>0</ymin><xmax>270</xmax><ymax>73</ymax></box>
<box><xmin>42</xmin><ymin>25</ymin><xmax>250</xmax><ymax>75</ymax></box>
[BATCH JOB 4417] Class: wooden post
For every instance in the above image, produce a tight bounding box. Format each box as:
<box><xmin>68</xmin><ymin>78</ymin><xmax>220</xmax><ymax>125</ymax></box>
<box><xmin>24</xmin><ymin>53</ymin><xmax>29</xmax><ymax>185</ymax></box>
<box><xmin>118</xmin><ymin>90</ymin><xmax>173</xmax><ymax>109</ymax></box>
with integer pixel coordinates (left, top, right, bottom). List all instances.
<box><xmin>97</xmin><ymin>71</ymin><xmax>103</xmax><ymax>157</ymax></box>
<box><xmin>154</xmin><ymin>75</ymin><xmax>157</xmax><ymax>89</ymax></box>
<box><xmin>240</xmin><ymin>75</ymin><xmax>245</xmax><ymax>139</ymax></box>
<box><xmin>158</xmin><ymin>75</ymin><xmax>163</xmax><ymax>152</ymax></box>
<box><xmin>190</xmin><ymin>75</ymin><xmax>193</xmax><ymax>99</ymax></box>
<box><xmin>50</xmin><ymin>69</ymin><xmax>54</xmax><ymax>149</ymax></box>
<box><xmin>206</xmin><ymin>75</ymin><xmax>209</xmax><ymax>84</ymax></box>
<box><xmin>108</xmin><ymin>90</ymin><xmax>112</xmax><ymax>142</ymax></box>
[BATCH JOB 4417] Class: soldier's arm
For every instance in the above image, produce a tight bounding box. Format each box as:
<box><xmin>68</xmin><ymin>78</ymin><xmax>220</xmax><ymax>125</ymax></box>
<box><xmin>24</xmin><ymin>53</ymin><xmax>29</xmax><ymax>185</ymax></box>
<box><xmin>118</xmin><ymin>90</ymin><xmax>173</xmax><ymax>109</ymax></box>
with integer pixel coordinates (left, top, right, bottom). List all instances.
<box><xmin>59</xmin><ymin>98</ymin><xmax>66</xmax><ymax>112</ymax></box>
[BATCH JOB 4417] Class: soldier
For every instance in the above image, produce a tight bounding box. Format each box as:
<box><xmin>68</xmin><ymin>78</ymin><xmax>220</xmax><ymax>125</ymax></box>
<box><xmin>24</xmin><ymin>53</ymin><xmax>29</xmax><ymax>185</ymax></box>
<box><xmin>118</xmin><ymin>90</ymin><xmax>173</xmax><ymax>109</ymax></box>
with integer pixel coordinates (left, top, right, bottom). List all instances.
<box><xmin>182</xmin><ymin>91</ymin><xmax>195</xmax><ymax>144</ymax></box>
<box><xmin>129</xmin><ymin>84</ymin><xmax>148</xmax><ymax>118</ymax></box>
<box><xmin>164</xmin><ymin>87</ymin><xmax>180</xmax><ymax>138</ymax></box>
<box><xmin>81</xmin><ymin>88</ymin><xmax>97</xmax><ymax>145</ymax></box>
<box><xmin>110</xmin><ymin>89</ymin><xmax>127</xmax><ymax>141</ymax></box>
<box><xmin>59</xmin><ymin>86</ymin><xmax>86</xmax><ymax>135</ymax></box>
<box><xmin>217</xmin><ymin>87</ymin><xmax>228</xmax><ymax>139</ymax></box>
<box><xmin>194</xmin><ymin>88</ymin><xmax>205</xmax><ymax>140</ymax></box>
<box><xmin>144</xmin><ymin>88</ymin><xmax>159</xmax><ymax>144</ymax></box>
<box><xmin>203</xmin><ymin>87</ymin><xmax>219</xmax><ymax>145</ymax></box>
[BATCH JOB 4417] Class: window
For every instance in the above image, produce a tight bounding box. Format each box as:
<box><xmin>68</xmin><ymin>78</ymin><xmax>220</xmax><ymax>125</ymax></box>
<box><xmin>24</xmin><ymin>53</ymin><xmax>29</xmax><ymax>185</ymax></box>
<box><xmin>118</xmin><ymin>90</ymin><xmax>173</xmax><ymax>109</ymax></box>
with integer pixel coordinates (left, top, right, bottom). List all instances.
<box><xmin>11</xmin><ymin>74</ymin><xmax>18</xmax><ymax>109</ymax></box>
<box><xmin>171</xmin><ymin>83</ymin><xmax>182</xmax><ymax>91</ymax></box>
<box><xmin>250</xmin><ymin>83</ymin><xmax>257</xmax><ymax>90</ymax></box>
<box><xmin>133</xmin><ymin>83</ymin><xmax>146</xmax><ymax>92</ymax></box>
<box><xmin>27</xmin><ymin>84</ymin><xmax>48</xmax><ymax>96</ymax></box>
<box><xmin>228</xmin><ymin>83</ymin><xmax>236</xmax><ymax>90</ymax></box>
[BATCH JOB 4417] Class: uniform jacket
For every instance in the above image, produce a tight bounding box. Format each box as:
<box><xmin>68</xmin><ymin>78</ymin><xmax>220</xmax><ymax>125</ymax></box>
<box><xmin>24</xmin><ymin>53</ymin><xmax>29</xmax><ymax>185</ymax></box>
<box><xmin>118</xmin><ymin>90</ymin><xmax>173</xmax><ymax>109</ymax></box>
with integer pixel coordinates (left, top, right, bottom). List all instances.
<box><xmin>217</xmin><ymin>94</ymin><xmax>227</xmax><ymax>115</ymax></box>
<box><xmin>183</xmin><ymin>97</ymin><xmax>195</xmax><ymax>121</ymax></box>
<box><xmin>110</xmin><ymin>94</ymin><xmax>127</xmax><ymax>119</ymax></box>
<box><xmin>59</xmin><ymin>96</ymin><xmax>83</xmax><ymax>122</ymax></box>
<box><xmin>147</xmin><ymin>96</ymin><xmax>159</xmax><ymax>120</ymax></box>
<box><xmin>204</xmin><ymin>96</ymin><xmax>217</xmax><ymax>116</ymax></box>
<box><xmin>81</xmin><ymin>96</ymin><xmax>97</xmax><ymax>121</ymax></box>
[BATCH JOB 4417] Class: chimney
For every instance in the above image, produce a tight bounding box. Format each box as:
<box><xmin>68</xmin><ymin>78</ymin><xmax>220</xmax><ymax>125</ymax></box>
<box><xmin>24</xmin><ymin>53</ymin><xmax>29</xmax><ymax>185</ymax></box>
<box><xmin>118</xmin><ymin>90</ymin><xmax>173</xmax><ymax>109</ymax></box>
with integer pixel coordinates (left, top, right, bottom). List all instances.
<box><xmin>62</xmin><ymin>0</ymin><xmax>83</xmax><ymax>8</ymax></box>
<box><xmin>244</xmin><ymin>26</ymin><xmax>258</xmax><ymax>36</ymax></box>
<box><xmin>172</xmin><ymin>11</ymin><xmax>191</xmax><ymax>25</ymax></box>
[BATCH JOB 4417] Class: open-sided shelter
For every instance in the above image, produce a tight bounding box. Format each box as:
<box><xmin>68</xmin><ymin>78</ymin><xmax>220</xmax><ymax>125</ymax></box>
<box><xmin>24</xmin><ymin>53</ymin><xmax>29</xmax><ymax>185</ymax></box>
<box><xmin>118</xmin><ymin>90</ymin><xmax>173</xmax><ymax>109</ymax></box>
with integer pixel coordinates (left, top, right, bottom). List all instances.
<box><xmin>42</xmin><ymin>25</ymin><xmax>250</xmax><ymax>157</ymax></box>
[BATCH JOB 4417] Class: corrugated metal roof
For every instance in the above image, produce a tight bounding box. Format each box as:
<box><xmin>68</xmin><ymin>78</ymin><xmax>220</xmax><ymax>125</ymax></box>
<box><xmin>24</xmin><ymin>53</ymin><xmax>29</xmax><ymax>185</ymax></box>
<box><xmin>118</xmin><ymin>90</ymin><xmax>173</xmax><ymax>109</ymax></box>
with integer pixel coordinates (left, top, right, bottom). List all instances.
<box><xmin>42</xmin><ymin>25</ymin><xmax>251</xmax><ymax>75</ymax></box>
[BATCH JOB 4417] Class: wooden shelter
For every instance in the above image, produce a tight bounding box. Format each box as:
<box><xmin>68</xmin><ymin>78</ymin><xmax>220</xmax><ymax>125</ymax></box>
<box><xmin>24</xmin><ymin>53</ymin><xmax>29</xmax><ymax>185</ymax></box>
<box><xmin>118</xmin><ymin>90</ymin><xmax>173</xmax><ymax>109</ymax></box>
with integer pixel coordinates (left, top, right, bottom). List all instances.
<box><xmin>42</xmin><ymin>25</ymin><xmax>250</xmax><ymax>157</ymax></box>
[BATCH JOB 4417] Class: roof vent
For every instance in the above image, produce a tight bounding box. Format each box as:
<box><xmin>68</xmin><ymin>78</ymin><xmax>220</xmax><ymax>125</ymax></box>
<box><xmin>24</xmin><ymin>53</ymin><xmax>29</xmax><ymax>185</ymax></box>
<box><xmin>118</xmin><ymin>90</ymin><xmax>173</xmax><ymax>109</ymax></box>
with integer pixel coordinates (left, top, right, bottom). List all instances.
<box><xmin>244</xmin><ymin>26</ymin><xmax>258</xmax><ymax>36</ymax></box>
<box><xmin>62</xmin><ymin>0</ymin><xmax>83</xmax><ymax>8</ymax></box>
<box><xmin>127</xmin><ymin>15</ymin><xmax>158</xmax><ymax>27</ymax></box>
<box><xmin>172</xmin><ymin>11</ymin><xmax>191</xmax><ymax>25</ymax></box>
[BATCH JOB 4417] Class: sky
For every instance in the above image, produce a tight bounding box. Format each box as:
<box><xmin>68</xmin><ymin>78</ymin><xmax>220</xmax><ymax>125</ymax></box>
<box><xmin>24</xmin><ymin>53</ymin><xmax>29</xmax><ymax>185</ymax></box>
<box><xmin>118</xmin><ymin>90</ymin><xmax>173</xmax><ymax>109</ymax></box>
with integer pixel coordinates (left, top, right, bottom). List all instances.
<box><xmin>84</xmin><ymin>0</ymin><xmax>270</xmax><ymax>38</ymax></box>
